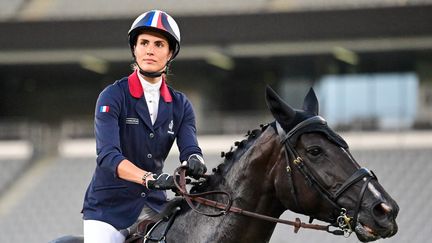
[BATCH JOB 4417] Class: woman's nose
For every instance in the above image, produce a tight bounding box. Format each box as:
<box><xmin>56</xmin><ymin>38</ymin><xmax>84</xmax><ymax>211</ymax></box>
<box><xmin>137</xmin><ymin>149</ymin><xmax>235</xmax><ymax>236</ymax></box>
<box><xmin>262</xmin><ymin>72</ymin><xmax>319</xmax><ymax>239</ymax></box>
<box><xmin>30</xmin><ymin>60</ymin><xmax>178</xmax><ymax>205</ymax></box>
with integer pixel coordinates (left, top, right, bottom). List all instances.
<box><xmin>146</xmin><ymin>48</ymin><xmax>154</xmax><ymax>55</ymax></box>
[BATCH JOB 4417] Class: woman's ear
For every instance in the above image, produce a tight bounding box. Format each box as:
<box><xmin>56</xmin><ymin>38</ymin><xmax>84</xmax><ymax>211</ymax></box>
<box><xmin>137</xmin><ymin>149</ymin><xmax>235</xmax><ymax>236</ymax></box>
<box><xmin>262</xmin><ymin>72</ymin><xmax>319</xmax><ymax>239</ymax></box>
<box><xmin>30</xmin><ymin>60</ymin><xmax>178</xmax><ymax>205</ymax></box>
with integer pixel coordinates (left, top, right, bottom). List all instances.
<box><xmin>167</xmin><ymin>50</ymin><xmax>173</xmax><ymax>61</ymax></box>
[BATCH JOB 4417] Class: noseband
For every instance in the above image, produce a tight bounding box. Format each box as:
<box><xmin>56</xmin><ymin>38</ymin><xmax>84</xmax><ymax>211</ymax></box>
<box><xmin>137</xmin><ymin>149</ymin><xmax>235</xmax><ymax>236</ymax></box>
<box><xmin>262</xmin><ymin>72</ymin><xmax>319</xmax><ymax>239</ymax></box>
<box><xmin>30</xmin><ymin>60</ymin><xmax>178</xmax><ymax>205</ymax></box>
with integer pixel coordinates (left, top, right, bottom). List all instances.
<box><xmin>276</xmin><ymin>116</ymin><xmax>377</xmax><ymax>236</ymax></box>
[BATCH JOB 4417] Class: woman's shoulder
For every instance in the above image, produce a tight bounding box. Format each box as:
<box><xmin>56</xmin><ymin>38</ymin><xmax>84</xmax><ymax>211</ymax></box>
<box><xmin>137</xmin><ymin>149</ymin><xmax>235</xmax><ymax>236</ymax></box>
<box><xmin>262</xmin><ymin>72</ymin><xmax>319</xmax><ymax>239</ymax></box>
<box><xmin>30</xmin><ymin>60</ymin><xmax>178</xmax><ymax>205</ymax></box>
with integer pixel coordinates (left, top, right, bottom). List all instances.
<box><xmin>98</xmin><ymin>76</ymin><xmax>129</xmax><ymax>100</ymax></box>
<box><xmin>102</xmin><ymin>76</ymin><xmax>128</xmax><ymax>92</ymax></box>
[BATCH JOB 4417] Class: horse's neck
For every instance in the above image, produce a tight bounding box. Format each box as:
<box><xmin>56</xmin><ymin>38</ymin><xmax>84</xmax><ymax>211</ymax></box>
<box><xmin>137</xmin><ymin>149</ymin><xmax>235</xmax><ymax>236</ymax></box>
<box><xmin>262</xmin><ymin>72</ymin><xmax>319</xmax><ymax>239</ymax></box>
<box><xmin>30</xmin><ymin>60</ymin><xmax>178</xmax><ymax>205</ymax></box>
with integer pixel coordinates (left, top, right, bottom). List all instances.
<box><xmin>168</xmin><ymin>128</ymin><xmax>287</xmax><ymax>242</ymax></box>
<box><xmin>222</xmin><ymin>128</ymin><xmax>282</xmax><ymax>202</ymax></box>
<box><xmin>211</xmin><ymin>128</ymin><xmax>286</xmax><ymax>241</ymax></box>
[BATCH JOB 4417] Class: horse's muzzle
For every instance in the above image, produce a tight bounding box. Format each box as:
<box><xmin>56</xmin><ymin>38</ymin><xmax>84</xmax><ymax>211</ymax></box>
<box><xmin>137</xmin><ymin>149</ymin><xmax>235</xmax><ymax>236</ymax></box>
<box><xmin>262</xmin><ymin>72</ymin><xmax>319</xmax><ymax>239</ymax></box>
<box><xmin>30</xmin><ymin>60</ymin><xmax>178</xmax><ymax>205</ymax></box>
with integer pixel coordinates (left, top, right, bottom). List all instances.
<box><xmin>356</xmin><ymin>200</ymin><xmax>399</xmax><ymax>242</ymax></box>
<box><xmin>372</xmin><ymin>201</ymin><xmax>399</xmax><ymax>236</ymax></box>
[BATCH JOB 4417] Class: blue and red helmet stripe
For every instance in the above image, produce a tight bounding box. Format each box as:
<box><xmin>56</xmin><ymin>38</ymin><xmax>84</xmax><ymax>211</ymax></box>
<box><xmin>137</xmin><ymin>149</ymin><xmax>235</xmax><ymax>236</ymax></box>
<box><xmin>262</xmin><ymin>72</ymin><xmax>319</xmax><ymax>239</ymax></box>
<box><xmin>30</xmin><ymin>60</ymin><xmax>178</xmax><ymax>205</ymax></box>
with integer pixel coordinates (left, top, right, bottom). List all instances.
<box><xmin>156</xmin><ymin>12</ymin><xmax>167</xmax><ymax>31</ymax></box>
<box><xmin>143</xmin><ymin>11</ymin><xmax>155</xmax><ymax>26</ymax></box>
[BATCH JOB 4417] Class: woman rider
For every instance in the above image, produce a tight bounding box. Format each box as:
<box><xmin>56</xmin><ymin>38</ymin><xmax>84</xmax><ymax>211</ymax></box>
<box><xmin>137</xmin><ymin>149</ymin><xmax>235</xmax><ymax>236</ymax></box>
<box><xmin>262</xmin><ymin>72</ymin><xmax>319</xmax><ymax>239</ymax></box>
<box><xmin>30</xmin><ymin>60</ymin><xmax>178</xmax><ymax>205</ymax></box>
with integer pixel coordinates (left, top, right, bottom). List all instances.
<box><xmin>82</xmin><ymin>10</ymin><xmax>207</xmax><ymax>243</ymax></box>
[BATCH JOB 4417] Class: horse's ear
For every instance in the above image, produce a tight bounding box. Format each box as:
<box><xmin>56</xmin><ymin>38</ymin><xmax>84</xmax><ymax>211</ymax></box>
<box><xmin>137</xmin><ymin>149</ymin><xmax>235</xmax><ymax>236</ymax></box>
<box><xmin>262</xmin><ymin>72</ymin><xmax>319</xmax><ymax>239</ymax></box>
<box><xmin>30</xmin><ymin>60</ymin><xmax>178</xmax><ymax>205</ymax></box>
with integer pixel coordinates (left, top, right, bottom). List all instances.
<box><xmin>303</xmin><ymin>88</ymin><xmax>319</xmax><ymax>115</ymax></box>
<box><xmin>265</xmin><ymin>85</ymin><xmax>296</xmax><ymax>127</ymax></box>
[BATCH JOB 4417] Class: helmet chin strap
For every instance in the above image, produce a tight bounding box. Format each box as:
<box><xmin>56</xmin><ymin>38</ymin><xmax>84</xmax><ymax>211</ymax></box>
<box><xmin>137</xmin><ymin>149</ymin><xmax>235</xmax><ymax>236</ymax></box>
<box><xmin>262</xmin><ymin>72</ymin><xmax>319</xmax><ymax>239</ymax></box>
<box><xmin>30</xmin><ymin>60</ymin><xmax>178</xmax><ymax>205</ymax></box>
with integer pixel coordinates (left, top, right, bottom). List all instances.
<box><xmin>136</xmin><ymin>62</ymin><xmax>166</xmax><ymax>78</ymax></box>
<box><xmin>135</xmin><ymin>56</ymin><xmax>172</xmax><ymax>78</ymax></box>
<box><xmin>138</xmin><ymin>67</ymin><xmax>165</xmax><ymax>78</ymax></box>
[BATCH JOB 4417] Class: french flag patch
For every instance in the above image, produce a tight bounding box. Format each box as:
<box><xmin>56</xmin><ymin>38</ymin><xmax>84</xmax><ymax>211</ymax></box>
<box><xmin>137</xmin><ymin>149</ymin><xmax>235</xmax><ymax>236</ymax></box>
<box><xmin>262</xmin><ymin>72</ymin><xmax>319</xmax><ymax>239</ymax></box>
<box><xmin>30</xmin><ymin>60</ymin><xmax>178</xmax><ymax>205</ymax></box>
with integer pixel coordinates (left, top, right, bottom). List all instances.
<box><xmin>99</xmin><ymin>105</ymin><xmax>110</xmax><ymax>112</ymax></box>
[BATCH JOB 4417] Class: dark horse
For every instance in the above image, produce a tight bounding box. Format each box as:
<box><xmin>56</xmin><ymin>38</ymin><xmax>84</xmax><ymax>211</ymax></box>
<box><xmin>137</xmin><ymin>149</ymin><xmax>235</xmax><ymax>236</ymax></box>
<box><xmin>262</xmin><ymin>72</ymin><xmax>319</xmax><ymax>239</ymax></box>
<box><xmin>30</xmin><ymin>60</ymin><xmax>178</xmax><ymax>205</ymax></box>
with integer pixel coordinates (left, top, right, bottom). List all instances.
<box><xmin>52</xmin><ymin>87</ymin><xmax>398</xmax><ymax>242</ymax></box>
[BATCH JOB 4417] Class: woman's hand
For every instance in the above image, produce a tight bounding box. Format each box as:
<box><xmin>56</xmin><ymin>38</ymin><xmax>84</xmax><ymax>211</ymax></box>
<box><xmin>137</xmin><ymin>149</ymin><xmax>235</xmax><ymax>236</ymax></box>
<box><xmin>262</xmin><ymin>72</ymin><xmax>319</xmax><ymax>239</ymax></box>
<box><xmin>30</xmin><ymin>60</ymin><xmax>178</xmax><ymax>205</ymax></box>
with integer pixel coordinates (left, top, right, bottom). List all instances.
<box><xmin>146</xmin><ymin>173</ymin><xmax>176</xmax><ymax>190</ymax></box>
<box><xmin>183</xmin><ymin>154</ymin><xmax>207</xmax><ymax>179</ymax></box>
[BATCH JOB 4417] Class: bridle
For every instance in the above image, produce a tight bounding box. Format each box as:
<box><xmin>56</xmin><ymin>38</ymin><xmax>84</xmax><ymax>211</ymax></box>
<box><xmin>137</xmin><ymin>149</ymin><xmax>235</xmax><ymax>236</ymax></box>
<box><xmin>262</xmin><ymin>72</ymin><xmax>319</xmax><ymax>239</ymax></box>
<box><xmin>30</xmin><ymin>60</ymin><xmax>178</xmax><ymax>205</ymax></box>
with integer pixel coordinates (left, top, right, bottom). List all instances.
<box><xmin>173</xmin><ymin>116</ymin><xmax>377</xmax><ymax>236</ymax></box>
<box><xmin>276</xmin><ymin>116</ymin><xmax>377</xmax><ymax>236</ymax></box>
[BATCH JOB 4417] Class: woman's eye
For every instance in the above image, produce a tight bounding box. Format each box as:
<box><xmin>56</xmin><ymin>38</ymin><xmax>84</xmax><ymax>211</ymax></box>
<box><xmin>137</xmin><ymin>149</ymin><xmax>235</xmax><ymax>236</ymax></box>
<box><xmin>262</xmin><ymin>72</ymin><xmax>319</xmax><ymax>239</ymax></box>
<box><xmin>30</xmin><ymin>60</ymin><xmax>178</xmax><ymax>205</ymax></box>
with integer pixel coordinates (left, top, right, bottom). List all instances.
<box><xmin>307</xmin><ymin>147</ymin><xmax>322</xmax><ymax>156</ymax></box>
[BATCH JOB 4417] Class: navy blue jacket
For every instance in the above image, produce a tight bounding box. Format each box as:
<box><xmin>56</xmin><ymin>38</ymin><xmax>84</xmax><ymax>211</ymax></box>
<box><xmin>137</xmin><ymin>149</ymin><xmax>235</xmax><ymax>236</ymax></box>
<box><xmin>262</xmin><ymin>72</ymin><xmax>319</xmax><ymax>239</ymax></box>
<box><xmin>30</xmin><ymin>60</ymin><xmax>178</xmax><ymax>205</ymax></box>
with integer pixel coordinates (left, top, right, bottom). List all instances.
<box><xmin>82</xmin><ymin>70</ymin><xmax>202</xmax><ymax>229</ymax></box>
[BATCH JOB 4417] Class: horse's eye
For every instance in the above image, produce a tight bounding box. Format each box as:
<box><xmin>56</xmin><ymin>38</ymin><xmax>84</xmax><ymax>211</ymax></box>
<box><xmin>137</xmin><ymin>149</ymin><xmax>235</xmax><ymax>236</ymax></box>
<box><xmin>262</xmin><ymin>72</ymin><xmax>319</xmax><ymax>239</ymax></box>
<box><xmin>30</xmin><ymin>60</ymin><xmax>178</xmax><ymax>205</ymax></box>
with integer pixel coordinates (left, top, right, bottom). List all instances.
<box><xmin>307</xmin><ymin>146</ymin><xmax>322</xmax><ymax>156</ymax></box>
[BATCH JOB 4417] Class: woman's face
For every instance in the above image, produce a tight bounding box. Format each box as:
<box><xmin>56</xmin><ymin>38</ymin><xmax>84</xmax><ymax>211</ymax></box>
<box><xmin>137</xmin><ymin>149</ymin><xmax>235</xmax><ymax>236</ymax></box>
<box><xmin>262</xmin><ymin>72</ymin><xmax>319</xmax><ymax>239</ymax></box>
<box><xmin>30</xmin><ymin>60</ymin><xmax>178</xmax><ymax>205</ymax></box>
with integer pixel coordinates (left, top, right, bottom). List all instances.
<box><xmin>134</xmin><ymin>31</ymin><xmax>172</xmax><ymax>74</ymax></box>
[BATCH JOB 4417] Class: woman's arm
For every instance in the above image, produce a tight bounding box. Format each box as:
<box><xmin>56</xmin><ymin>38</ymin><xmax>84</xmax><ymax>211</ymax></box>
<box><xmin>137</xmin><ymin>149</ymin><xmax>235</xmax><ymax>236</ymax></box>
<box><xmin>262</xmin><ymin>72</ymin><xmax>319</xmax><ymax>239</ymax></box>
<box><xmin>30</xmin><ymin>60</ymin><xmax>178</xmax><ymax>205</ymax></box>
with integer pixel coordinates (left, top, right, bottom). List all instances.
<box><xmin>117</xmin><ymin>159</ymin><xmax>153</xmax><ymax>185</ymax></box>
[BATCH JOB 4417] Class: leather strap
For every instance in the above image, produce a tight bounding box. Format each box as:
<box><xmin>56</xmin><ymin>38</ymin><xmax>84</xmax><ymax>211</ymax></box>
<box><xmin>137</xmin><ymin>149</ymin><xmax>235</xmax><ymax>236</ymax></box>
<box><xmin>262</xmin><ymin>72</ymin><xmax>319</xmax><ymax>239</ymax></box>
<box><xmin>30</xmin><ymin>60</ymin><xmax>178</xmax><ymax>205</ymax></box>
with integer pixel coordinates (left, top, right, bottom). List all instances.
<box><xmin>173</xmin><ymin>167</ymin><xmax>340</xmax><ymax>235</ymax></box>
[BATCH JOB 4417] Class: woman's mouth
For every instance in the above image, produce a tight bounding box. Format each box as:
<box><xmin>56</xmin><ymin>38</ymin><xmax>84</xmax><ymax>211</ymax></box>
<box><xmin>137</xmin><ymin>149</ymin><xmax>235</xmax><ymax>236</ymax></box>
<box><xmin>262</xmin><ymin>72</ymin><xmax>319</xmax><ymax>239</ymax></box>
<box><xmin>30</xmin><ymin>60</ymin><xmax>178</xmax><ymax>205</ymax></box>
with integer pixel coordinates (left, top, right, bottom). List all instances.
<box><xmin>143</xmin><ymin>59</ymin><xmax>156</xmax><ymax>63</ymax></box>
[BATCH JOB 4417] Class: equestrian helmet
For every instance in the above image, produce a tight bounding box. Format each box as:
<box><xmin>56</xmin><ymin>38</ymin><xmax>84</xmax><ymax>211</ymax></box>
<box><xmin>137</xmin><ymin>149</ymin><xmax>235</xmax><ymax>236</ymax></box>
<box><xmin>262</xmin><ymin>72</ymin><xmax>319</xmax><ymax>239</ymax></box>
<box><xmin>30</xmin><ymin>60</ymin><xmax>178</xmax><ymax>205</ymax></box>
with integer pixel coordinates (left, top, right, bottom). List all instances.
<box><xmin>128</xmin><ymin>10</ymin><xmax>181</xmax><ymax>60</ymax></box>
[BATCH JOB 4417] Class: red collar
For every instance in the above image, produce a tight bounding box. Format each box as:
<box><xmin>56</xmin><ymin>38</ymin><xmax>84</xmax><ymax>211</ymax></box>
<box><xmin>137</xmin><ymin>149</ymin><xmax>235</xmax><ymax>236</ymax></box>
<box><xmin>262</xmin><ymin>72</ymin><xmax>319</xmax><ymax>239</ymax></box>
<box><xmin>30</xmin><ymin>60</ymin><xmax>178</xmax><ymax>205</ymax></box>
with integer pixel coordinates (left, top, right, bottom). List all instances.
<box><xmin>128</xmin><ymin>70</ymin><xmax>173</xmax><ymax>102</ymax></box>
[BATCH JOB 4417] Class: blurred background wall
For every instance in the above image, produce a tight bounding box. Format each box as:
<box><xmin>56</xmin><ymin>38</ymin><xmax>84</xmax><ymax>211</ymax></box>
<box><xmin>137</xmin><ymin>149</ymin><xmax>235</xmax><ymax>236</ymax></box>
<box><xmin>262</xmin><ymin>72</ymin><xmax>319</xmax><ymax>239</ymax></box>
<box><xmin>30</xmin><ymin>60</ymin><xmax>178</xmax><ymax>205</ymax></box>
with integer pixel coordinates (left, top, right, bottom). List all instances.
<box><xmin>2</xmin><ymin>0</ymin><xmax>432</xmax><ymax>141</ymax></box>
<box><xmin>0</xmin><ymin>1</ymin><xmax>431</xmax><ymax>242</ymax></box>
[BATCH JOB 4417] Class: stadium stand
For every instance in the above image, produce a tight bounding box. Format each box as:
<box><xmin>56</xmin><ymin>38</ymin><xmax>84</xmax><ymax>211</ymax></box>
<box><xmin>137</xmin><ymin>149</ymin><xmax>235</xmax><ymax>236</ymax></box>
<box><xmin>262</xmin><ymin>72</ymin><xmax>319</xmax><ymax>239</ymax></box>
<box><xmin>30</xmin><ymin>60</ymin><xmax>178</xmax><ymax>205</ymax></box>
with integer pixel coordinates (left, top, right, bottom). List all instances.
<box><xmin>0</xmin><ymin>0</ymin><xmax>25</xmax><ymax>20</ymax></box>
<box><xmin>0</xmin><ymin>157</ymin><xmax>94</xmax><ymax>242</ymax></box>
<box><xmin>1</xmin><ymin>0</ymin><xmax>431</xmax><ymax>21</ymax></box>
<box><xmin>0</xmin><ymin>159</ymin><xmax>31</xmax><ymax>195</ymax></box>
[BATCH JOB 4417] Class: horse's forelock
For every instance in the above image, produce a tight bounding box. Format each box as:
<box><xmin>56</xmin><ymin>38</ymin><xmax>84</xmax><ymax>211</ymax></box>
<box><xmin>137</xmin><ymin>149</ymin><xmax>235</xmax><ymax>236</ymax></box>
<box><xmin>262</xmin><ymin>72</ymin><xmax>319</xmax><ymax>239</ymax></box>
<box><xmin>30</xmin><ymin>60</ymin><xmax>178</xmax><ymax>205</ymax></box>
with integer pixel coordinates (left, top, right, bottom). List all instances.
<box><xmin>286</xmin><ymin>115</ymin><xmax>348</xmax><ymax>149</ymax></box>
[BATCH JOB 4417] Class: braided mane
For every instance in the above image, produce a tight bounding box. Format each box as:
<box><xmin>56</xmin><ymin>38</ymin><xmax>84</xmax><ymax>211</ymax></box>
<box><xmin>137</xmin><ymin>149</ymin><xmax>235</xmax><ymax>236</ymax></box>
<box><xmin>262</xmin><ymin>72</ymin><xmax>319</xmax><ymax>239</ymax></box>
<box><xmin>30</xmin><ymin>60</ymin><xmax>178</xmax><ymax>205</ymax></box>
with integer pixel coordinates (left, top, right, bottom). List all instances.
<box><xmin>191</xmin><ymin>123</ymin><xmax>271</xmax><ymax>192</ymax></box>
<box><xmin>215</xmin><ymin>123</ymin><xmax>270</xmax><ymax>174</ymax></box>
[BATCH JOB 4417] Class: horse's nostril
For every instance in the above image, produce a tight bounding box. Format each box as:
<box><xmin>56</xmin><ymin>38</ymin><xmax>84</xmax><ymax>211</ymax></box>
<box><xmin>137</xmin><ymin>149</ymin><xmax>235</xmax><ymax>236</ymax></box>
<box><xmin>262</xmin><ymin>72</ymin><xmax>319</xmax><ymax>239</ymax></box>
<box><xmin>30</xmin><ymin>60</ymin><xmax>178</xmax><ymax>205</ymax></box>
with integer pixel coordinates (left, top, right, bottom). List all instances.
<box><xmin>373</xmin><ymin>202</ymin><xmax>392</xmax><ymax>219</ymax></box>
<box><xmin>380</xmin><ymin>203</ymin><xmax>392</xmax><ymax>214</ymax></box>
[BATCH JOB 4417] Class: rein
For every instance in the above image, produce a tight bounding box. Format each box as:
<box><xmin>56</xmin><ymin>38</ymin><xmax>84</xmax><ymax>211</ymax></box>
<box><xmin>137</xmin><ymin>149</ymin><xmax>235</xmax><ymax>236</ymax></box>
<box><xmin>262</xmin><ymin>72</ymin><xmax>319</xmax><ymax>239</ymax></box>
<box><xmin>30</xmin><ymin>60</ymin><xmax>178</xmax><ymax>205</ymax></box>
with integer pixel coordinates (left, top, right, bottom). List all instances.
<box><xmin>172</xmin><ymin>167</ymin><xmax>343</xmax><ymax>235</ymax></box>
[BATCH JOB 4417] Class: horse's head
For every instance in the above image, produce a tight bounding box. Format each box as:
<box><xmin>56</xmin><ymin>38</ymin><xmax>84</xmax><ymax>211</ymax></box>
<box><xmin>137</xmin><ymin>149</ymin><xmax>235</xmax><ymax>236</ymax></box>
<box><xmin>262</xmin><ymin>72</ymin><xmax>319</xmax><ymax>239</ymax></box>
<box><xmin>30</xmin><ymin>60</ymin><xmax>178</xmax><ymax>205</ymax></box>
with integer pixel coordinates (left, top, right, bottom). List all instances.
<box><xmin>265</xmin><ymin>86</ymin><xmax>399</xmax><ymax>242</ymax></box>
